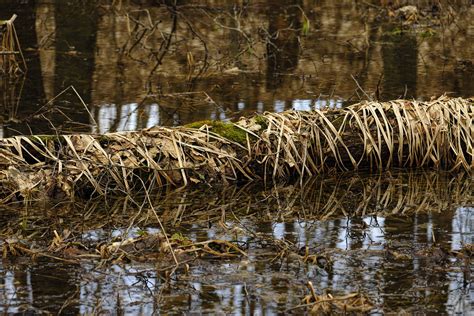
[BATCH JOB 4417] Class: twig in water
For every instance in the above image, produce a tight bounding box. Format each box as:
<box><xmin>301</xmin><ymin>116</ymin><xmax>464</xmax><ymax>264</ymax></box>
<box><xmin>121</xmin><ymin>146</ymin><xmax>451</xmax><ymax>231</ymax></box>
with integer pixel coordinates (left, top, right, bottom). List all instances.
<box><xmin>32</xmin><ymin>85</ymin><xmax>97</xmax><ymax>127</ymax></box>
<box><xmin>351</xmin><ymin>74</ymin><xmax>372</xmax><ymax>101</ymax></box>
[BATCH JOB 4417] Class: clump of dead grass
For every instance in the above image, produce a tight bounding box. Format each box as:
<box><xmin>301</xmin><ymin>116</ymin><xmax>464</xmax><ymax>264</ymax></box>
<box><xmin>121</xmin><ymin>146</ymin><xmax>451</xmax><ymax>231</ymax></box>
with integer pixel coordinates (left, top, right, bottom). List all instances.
<box><xmin>0</xmin><ymin>96</ymin><xmax>471</xmax><ymax>202</ymax></box>
<box><xmin>299</xmin><ymin>281</ymin><xmax>373</xmax><ymax>314</ymax></box>
<box><xmin>254</xmin><ymin>96</ymin><xmax>473</xmax><ymax>179</ymax></box>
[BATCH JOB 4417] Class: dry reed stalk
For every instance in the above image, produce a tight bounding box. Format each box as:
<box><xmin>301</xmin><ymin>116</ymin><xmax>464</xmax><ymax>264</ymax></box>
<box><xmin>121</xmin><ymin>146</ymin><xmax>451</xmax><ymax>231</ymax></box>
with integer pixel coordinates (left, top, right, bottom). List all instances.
<box><xmin>0</xmin><ymin>96</ymin><xmax>472</xmax><ymax>202</ymax></box>
<box><xmin>0</xmin><ymin>14</ymin><xmax>26</xmax><ymax>75</ymax></box>
<box><xmin>300</xmin><ymin>282</ymin><xmax>373</xmax><ymax>314</ymax></box>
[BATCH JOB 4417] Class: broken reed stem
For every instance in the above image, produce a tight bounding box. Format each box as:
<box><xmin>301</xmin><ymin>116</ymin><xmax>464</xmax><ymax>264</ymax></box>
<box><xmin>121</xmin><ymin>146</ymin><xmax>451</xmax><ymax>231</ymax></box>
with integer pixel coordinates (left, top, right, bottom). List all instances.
<box><xmin>0</xmin><ymin>96</ymin><xmax>472</xmax><ymax>202</ymax></box>
<box><xmin>0</xmin><ymin>14</ymin><xmax>27</xmax><ymax>74</ymax></box>
<box><xmin>32</xmin><ymin>85</ymin><xmax>97</xmax><ymax>126</ymax></box>
<box><xmin>142</xmin><ymin>177</ymin><xmax>179</xmax><ymax>267</ymax></box>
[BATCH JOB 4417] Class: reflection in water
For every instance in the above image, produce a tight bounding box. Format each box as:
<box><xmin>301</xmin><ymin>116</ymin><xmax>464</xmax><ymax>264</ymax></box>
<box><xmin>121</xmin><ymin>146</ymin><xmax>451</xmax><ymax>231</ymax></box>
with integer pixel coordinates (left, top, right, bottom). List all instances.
<box><xmin>0</xmin><ymin>1</ymin><xmax>473</xmax><ymax>136</ymax></box>
<box><xmin>0</xmin><ymin>171</ymin><xmax>472</xmax><ymax>314</ymax></box>
<box><xmin>0</xmin><ymin>0</ymin><xmax>473</xmax><ymax>313</ymax></box>
<box><xmin>90</xmin><ymin>98</ymin><xmax>344</xmax><ymax>133</ymax></box>
<box><xmin>93</xmin><ymin>103</ymin><xmax>161</xmax><ymax>134</ymax></box>
<box><xmin>381</xmin><ymin>25</ymin><xmax>419</xmax><ymax>100</ymax></box>
<box><xmin>452</xmin><ymin>207</ymin><xmax>473</xmax><ymax>249</ymax></box>
<box><xmin>266</xmin><ymin>2</ymin><xmax>302</xmax><ymax>90</ymax></box>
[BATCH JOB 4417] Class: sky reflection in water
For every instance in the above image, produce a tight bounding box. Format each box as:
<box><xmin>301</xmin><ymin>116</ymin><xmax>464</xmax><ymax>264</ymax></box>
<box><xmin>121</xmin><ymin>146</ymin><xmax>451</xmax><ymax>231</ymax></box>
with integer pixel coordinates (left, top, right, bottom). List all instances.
<box><xmin>0</xmin><ymin>172</ymin><xmax>472</xmax><ymax>314</ymax></box>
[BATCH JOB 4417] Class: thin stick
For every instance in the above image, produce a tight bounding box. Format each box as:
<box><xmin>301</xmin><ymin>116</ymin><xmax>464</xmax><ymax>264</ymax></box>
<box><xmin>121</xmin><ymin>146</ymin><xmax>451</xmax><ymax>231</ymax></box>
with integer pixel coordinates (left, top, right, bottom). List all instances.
<box><xmin>32</xmin><ymin>85</ymin><xmax>97</xmax><ymax>126</ymax></box>
<box><xmin>351</xmin><ymin>74</ymin><xmax>372</xmax><ymax>101</ymax></box>
<box><xmin>11</xmin><ymin>16</ymin><xmax>27</xmax><ymax>71</ymax></box>
<box><xmin>141</xmin><ymin>178</ymin><xmax>179</xmax><ymax>267</ymax></box>
<box><xmin>71</xmin><ymin>85</ymin><xmax>97</xmax><ymax>126</ymax></box>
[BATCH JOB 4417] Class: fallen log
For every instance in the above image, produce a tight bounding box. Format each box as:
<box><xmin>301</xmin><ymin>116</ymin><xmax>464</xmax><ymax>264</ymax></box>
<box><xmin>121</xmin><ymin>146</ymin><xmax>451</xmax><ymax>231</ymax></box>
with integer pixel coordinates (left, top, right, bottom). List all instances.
<box><xmin>0</xmin><ymin>96</ymin><xmax>472</xmax><ymax>201</ymax></box>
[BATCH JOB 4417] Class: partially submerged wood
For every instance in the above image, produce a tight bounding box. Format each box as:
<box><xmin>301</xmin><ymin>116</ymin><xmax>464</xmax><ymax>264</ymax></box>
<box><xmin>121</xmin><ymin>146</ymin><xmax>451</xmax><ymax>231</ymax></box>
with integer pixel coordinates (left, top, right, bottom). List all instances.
<box><xmin>0</xmin><ymin>96</ymin><xmax>472</xmax><ymax>201</ymax></box>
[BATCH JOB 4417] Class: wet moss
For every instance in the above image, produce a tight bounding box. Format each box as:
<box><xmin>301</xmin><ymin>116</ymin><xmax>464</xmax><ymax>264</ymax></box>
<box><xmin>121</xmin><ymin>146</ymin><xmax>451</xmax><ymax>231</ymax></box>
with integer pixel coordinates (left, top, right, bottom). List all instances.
<box><xmin>254</xmin><ymin>115</ymin><xmax>268</xmax><ymax>130</ymax></box>
<box><xmin>185</xmin><ymin>120</ymin><xmax>248</xmax><ymax>145</ymax></box>
<box><xmin>96</xmin><ymin>135</ymin><xmax>110</xmax><ymax>146</ymax></box>
<box><xmin>31</xmin><ymin>135</ymin><xmax>60</xmax><ymax>142</ymax></box>
<box><xmin>27</xmin><ymin>135</ymin><xmax>62</xmax><ymax>149</ymax></box>
<box><xmin>184</xmin><ymin>120</ymin><xmax>214</xmax><ymax>129</ymax></box>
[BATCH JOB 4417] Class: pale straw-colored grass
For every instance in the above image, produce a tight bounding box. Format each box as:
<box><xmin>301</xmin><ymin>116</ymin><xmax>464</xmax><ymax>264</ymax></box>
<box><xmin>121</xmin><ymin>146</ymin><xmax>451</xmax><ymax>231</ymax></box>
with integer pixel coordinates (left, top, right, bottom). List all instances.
<box><xmin>0</xmin><ymin>96</ymin><xmax>472</xmax><ymax>201</ymax></box>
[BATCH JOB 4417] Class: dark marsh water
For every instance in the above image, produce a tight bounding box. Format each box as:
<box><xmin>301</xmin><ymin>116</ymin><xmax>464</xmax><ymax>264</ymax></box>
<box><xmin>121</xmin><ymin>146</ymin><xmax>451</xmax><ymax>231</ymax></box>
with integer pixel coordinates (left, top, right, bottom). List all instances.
<box><xmin>0</xmin><ymin>0</ymin><xmax>473</xmax><ymax>314</ymax></box>
<box><xmin>0</xmin><ymin>171</ymin><xmax>472</xmax><ymax>314</ymax></box>
<box><xmin>0</xmin><ymin>0</ymin><xmax>473</xmax><ymax>136</ymax></box>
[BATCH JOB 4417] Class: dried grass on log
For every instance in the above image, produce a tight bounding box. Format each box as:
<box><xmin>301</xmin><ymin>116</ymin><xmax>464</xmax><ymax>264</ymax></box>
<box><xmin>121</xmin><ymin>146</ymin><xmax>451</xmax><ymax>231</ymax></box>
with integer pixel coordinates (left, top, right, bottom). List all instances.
<box><xmin>0</xmin><ymin>96</ymin><xmax>472</xmax><ymax>201</ymax></box>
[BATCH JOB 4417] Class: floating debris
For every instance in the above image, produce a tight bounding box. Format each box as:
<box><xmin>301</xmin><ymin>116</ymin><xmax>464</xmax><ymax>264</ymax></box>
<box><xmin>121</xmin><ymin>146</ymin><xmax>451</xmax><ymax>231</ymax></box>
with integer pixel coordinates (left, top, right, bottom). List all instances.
<box><xmin>301</xmin><ymin>281</ymin><xmax>373</xmax><ymax>314</ymax></box>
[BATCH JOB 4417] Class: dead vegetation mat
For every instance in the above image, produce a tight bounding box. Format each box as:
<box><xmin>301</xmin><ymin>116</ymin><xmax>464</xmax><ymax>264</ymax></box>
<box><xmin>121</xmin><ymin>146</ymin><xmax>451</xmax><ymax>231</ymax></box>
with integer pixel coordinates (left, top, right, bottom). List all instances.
<box><xmin>0</xmin><ymin>96</ymin><xmax>472</xmax><ymax>202</ymax></box>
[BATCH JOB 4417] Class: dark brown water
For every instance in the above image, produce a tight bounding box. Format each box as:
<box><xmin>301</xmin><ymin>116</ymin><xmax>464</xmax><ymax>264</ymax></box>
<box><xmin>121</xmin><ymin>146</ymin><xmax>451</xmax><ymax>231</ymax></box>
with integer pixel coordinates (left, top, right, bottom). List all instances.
<box><xmin>0</xmin><ymin>0</ymin><xmax>473</xmax><ymax>136</ymax></box>
<box><xmin>0</xmin><ymin>1</ymin><xmax>473</xmax><ymax>314</ymax></box>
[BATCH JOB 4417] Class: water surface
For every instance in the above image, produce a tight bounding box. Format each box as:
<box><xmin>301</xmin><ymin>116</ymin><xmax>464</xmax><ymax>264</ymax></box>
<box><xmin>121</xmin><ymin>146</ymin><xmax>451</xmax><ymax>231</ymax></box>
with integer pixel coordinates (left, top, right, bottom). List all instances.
<box><xmin>0</xmin><ymin>172</ymin><xmax>472</xmax><ymax>314</ymax></box>
<box><xmin>0</xmin><ymin>0</ymin><xmax>473</xmax><ymax>136</ymax></box>
<box><xmin>0</xmin><ymin>1</ymin><xmax>473</xmax><ymax>314</ymax></box>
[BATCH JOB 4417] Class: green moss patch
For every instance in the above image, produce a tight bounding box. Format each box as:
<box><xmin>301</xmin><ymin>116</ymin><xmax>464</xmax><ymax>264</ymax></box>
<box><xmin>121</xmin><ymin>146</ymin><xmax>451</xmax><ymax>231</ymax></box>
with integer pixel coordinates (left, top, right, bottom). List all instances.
<box><xmin>254</xmin><ymin>115</ymin><xmax>268</xmax><ymax>130</ymax></box>
<box><xmin>185</xmin><ymin>120</ymin><xmax>249</xmax><ymax>145</ymax></box>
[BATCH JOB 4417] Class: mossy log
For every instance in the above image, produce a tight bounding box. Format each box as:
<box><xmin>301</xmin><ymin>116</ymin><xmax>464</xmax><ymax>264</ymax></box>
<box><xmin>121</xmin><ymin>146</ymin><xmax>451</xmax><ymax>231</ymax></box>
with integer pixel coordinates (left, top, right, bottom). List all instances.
<box><xmin>0</xmin><ymin>96</ymin><xmax>472</xmax><ymax>201</ymax></box>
